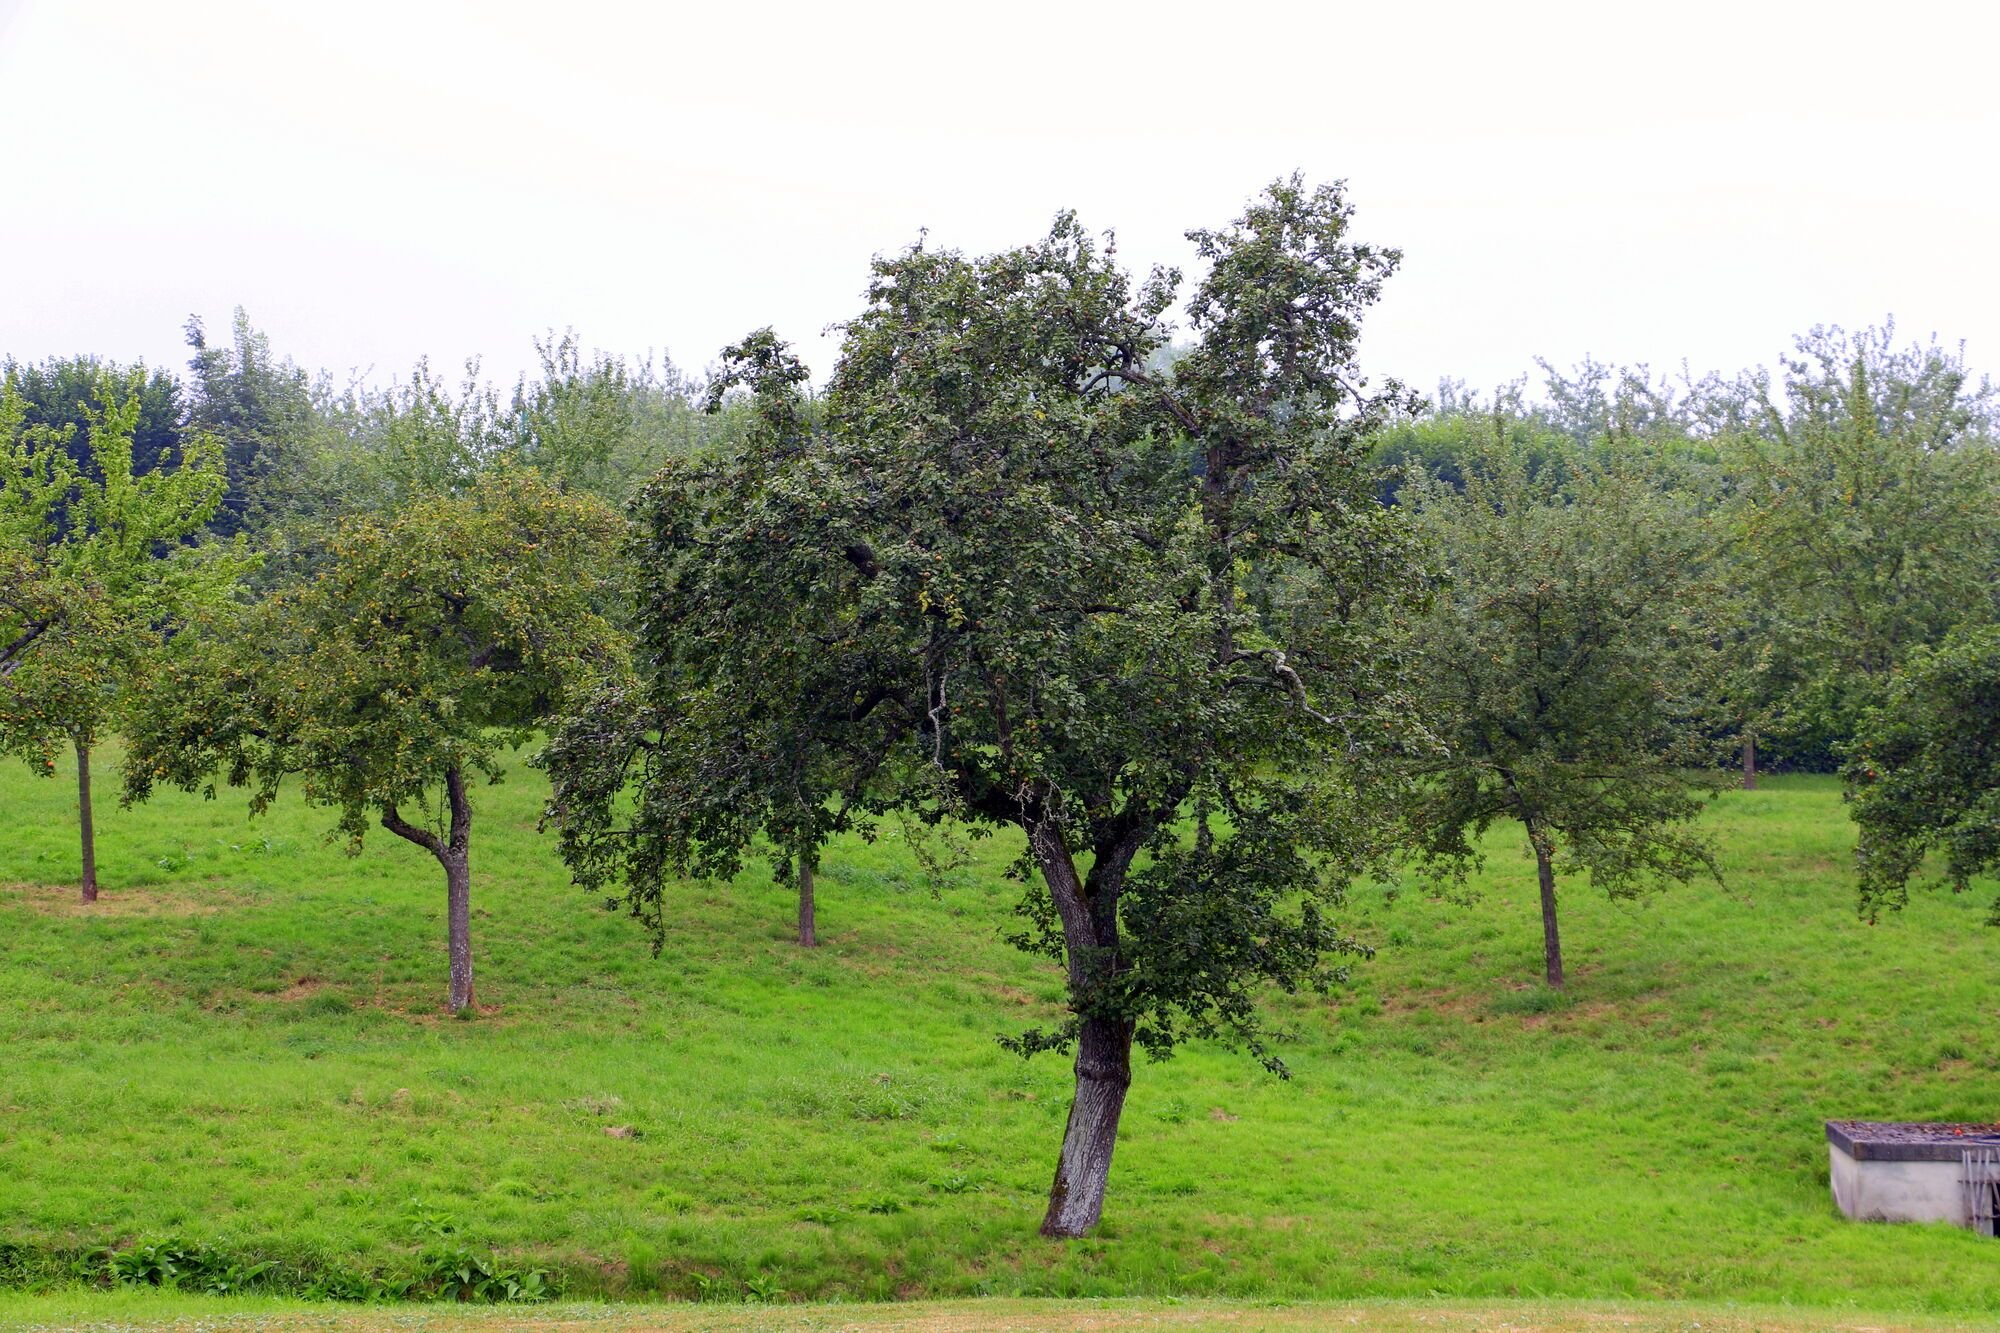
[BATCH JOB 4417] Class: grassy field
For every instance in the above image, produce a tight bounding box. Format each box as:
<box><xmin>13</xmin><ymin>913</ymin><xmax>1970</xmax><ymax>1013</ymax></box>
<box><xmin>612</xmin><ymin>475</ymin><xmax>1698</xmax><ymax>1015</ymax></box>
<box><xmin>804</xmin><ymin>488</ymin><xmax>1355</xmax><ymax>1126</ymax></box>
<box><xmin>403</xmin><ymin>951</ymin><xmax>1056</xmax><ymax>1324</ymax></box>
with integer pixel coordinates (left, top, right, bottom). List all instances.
<box><xmin>3</xmin><ymin>747</ymin><xmax>1999</xmax><ymax>1314</ymax></box>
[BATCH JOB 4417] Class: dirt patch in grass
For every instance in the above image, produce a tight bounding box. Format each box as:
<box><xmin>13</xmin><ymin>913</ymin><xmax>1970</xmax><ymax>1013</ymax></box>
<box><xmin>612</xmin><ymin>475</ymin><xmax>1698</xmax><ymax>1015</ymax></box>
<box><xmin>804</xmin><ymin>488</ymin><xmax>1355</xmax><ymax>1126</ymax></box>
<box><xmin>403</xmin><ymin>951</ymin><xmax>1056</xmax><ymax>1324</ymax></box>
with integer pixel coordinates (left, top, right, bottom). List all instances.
<box><xmin>1387</xmin><ymin>987</ymin><xmax>1490</xmax><ymax>1021</ymax></box>
<box><xmin>0</xmin><ymin>881</ymin><xmax>256</xmax><ymax>918</ymax></box>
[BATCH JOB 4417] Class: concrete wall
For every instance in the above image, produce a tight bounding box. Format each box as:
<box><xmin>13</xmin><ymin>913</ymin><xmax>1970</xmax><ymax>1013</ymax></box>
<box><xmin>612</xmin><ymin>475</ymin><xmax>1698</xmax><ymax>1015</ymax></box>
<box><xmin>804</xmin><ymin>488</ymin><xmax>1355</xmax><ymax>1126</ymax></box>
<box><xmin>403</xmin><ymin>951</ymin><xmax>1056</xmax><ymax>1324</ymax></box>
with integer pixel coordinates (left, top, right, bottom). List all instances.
<box><xmin>1830</xmin><ymin>1142</ymin><xmax>1968</xmax><ymax>1225</ymax></box>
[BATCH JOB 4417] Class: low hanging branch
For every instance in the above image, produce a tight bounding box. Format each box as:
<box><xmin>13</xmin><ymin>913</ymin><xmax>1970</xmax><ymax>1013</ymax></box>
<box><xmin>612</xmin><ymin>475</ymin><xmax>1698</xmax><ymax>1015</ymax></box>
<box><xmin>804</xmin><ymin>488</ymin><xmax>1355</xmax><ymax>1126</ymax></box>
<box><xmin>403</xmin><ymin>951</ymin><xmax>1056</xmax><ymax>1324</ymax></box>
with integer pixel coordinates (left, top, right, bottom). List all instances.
<box><xmin>125</xmin><ymin>466</ymin><xmax>628</xmax><ymax>1012</ymax></box>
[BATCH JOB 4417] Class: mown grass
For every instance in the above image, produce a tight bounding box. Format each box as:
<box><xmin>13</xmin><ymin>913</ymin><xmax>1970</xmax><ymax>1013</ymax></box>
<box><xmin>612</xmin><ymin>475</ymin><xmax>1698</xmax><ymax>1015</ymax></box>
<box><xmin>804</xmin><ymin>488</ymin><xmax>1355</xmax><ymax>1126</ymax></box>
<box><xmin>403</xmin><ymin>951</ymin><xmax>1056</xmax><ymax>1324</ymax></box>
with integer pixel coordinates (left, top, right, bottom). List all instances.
<box><xmin>2</xmin><ymin>746</ymin><xmax>1998</xmax><ymax>1312</ymax></box>
<box><xmin>4</xmin><ymin>1292</ymin><xmax>1997</xmax><ymax>1333</ymax></box>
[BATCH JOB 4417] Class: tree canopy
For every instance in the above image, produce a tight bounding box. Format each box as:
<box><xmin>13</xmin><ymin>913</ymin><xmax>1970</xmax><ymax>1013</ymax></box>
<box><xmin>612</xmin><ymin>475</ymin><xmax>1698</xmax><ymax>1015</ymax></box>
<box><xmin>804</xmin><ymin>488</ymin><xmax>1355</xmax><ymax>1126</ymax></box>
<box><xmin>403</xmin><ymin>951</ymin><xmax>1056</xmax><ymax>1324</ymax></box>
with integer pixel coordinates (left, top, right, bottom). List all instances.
<box><xmin>1719</xmin><ymin>326</ymin><xmax>2000</xmax><ymax>760</ymax></box>
<box><xmin>126</xmin><ymin>466</ymin><xmax>627</xmax><ymax>1009</ymax></box>
<box><xmin>1396</xmin><ymin>439</ymin><xmax>1725</xmax><ymax>986</ymax></box>
<box><xmin>0</xmin><ymin>377</ymin><xmax>250</xmax><ymax>900</ymax></box>
<box><xmin>1846</xmin><ymin>626</ymin><xmax>2000</xmax><ymax>923</ymax></box>
<box><xmin>542</xmin><ymin>176</ymin><xmax>1429</xmax><ymax>1237</ymax></box>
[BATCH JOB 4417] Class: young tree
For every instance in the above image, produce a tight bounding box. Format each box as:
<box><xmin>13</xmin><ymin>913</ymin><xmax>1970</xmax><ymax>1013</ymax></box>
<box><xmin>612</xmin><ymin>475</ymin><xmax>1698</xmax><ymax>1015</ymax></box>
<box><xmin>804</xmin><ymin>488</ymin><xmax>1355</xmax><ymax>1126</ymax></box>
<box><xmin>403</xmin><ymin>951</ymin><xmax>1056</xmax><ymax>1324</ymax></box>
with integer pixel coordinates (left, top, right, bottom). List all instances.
<box><xmin>539</xmin><ymin>338</ymin><xmax>849</xmax><ymax>950</ymax></box>
<box><xmin>504</xmin><ymin>333</ymin><xmax>637</xmax><ymax>501</ymax></box>
<box><xmin>543</xmin><ymin>178</ymin><xmax>1428</xmax><ymax>1237</ymax></box>
<box><xmin>1398</xmin><ymin>443</ymin><xmax>1725</xmax><ymax>987</ymax></box>
<box><xmin>125</xmin><ymin>468</ymin><xmax>627</xmax><ymax>1010</ymax></box>
<box><xmin>0</xmin><ymin>380</ymin><xmax>248</xmax><ymax>901</ymax></box>
<box><xmin>1846</xmin><ymin>626</ymin><xmax>2000</xmax><ymax>923</ymax></box>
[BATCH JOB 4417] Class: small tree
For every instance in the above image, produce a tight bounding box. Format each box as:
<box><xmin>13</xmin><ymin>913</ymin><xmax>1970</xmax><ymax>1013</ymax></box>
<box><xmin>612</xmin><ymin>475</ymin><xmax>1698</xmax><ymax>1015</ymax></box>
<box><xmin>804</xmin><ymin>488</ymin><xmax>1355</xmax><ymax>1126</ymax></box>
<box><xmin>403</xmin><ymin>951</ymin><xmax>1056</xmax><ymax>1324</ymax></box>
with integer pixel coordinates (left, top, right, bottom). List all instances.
<box><xmin>544</xmin><ymin>179</ymin><xmax>1428</xmax><ymax>1237</ymax></box>
<box><xmin>537</xmin><ymin>335</ymin><xmax>850</xmax><ymax>949</ymax></box>
<box><xmin>125</xmin><ymin>467</ymin><xmax>626</xmax><ymax>1010</ymax></box>
<box><xmin>1846</xmin><ymin>627</ymin><xmax>2000</xmax><ymax>923</ymax></box>
<box><xmin>0</xmin><ymin>380</ymin><xmax>248</xmax><ymax>901</ymax></box>
<box><xmin>1398</xmin><ymin>442</ymin><xmax>1725</xmax><ymax>987</ymax></box>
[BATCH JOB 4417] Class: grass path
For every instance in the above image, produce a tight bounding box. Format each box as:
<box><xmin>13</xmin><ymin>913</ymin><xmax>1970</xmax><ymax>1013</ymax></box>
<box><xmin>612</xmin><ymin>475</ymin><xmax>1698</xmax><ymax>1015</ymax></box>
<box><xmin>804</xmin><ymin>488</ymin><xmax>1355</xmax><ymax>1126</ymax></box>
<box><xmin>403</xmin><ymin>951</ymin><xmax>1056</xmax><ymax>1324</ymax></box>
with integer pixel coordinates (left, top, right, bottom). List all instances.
<box><xmin>1</xmin><ymin>1295</ymin><xmax>1993</xmax><ymax>1333</ymax></box>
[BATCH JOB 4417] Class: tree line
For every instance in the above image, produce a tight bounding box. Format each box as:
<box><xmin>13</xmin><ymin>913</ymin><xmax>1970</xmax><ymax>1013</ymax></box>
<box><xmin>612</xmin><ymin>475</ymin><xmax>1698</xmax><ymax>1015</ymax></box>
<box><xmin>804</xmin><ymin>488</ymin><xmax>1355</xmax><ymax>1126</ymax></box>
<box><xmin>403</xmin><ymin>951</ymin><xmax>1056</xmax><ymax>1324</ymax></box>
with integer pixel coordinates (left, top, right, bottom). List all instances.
<box><xmin>5</xmin><ymin>177</ymin><xmax>1998</xmax><ymax>1239</ymax></box>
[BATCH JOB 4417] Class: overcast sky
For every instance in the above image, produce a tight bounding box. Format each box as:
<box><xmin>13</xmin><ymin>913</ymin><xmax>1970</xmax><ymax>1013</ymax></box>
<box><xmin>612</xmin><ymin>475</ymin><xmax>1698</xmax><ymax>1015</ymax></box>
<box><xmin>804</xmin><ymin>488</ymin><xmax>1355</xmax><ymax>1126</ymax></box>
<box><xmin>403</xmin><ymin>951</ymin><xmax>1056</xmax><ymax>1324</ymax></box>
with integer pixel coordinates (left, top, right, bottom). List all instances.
<box><xmin>3</xmin><ymin>0</ymin><xmax>1994</xmax><ymax>399</ymax></box>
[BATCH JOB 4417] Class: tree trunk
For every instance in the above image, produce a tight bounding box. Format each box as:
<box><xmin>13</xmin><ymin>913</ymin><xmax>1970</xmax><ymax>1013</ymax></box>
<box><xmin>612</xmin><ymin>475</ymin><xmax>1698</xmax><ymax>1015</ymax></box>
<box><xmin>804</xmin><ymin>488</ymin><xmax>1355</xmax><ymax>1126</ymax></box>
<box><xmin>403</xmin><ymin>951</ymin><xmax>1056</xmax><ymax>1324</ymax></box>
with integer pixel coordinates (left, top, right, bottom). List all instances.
<box><xmin>76</xmin><ymin>739</ymin><xmax>97</xmax><ymax>904</ymax></box>
<box><xmin>1040</xmin><ymin>1014</ymin><xmax>1134</xmax><ymax>1238</ymax></box>
<box><xmin>1741</xmin><ymin>734</ymin><xmax>1758</xmax><ymax>791</ymax></box>
<box><xmin>381</xmin><ymin>764</ymin><xmax>475</xmax><ymax>1013</ymax></box>
<box><xmin>797</xmin><ymin>856</ymin><xmax>817</xmax><ymax>948</ymax></box>
<box><xmin>444</xmin><ymin>849</ymin><xmax>474</xmax><ymax>1011</ymax></box>
<box><xmin>1023</xmin><ymin>814</ymin><xmax>1150</xmax><ymax>1239</ymax></box>
<box><xmin>1532</xmin><ymin>828</ymin><xmax>1564</xmax><ymax>988</ymax></box>
<box><xmin>1040</xmin><ymin>1012</ymin><xmax>1136</xmax><ymax>1240</ymax></box>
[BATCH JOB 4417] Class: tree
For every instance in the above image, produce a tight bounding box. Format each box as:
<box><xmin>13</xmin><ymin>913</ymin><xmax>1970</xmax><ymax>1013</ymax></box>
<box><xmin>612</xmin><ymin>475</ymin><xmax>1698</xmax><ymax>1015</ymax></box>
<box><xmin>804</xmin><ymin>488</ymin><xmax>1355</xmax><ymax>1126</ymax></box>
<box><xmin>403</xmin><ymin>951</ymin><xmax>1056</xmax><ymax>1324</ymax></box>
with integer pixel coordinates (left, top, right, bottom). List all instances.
<box><xmin>1846</xmin><ymin>626</ymin><xmax>2000</xmax><ymax>923</ymax></box>
<box><xmin>184</xmin><ymin>308</ymin><xmax>318</xmax><ymax>535</ymax></box>
<box><xmin>0</xmin><ymin>379</ymin><xmax>248</xmax><ymax>901</ymax></box>
<box><xmin>538</xmin><ymin>333</ymin><xmax>847</xmax><ymax>950</ymax></box>
<box><xmin>1719</xmin><ymin>326</ymin><xmax>2000</xmax><ymax>760</ymax></box>
<box><xmin>124</xmin><ymin>468</ymin><xmax>627</xmax><ymax>1010</ymax></box>
<box><xmin>1397</xmin><ymin>441</ymin><xmax>1725</xmax><ymax>988</ymax></box>
<box><xmin>504</xmin><ymin>333</ymin><xmax>637</xmax><ymax>501</ymax></box>
<box><xmin>3</xmin><ymin>355</ymin><xmax>186</xmax><ymax>485</ymax></box>
<box><xmin>542</xmin><ymin>178</ymin><xmax>1428</xmax><ymax>1237</ymax></box>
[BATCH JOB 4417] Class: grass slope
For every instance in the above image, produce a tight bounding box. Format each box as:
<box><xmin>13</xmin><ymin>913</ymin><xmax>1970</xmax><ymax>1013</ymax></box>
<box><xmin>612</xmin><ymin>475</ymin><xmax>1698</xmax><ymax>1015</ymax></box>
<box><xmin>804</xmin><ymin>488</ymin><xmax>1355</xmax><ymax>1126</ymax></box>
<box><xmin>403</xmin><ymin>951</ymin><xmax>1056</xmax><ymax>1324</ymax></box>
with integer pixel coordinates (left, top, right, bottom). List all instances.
<box><xmin>2</xmin><ymin>747</ymin><xmax>1997</xmax><ymax>1311</ymax></box>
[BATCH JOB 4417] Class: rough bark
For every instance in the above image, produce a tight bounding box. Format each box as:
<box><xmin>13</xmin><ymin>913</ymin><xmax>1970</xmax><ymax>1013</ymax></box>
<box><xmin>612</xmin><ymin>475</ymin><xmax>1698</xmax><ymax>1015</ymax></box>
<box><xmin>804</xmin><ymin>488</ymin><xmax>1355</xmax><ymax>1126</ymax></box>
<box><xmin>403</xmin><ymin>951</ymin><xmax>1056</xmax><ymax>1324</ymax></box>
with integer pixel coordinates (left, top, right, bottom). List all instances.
<box><xmin>1532</xmin><ymin>825</ymin><xmax>1564</xmax><ymax>988</ymax></box>
<box><xmin>76</xmin><ymin>739</ymin><xmax>98</xmax><ymax>904</ymax></box>
<box><xmin>1040</xmin><ymin>1014</ymin><xmax>1134</xmax><ymax>1238</ymax></box>
<box><xmin>382</xmin><ymin>764</ymin><xmax>475</xmax><ymax>1012</ymax></box>
<box><xmin>797</xmin><ymin>855</ymin><xmax>818</xmax><ymax>948</ymax></box>
<box><xmin>1741</xmin><ymin>734</ymin><xmax>1758</xmax><ymax>791</ymax></box>
<box><xmin>1027</xmin><ymin>815</ymin><xmax>1147</xmax><ymax>1239</ymax></box>
<box><xmin>443</xmin><ymin>848</ymin><xmax>473</xmax><ymax>1011</ymax></box>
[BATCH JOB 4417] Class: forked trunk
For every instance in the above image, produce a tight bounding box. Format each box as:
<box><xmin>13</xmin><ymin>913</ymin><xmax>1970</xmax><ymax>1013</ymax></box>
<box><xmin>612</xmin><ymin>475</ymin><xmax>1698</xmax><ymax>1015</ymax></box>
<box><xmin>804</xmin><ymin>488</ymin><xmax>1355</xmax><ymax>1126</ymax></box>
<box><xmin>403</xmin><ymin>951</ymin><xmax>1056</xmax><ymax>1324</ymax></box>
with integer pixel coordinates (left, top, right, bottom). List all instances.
<box><xmin>382</xmin><ymin>765</ymin><xmax>475</xmax><ymax>1013</ymax></box>
<box><xmin>1025</xmin><ymin>815</ymin><xmax>1148</xmax><ymax>1240</ymax></box>
<box><xmin>1040</xmin><ymin>1015</ymin><xmax>1134</xmax><ymax>1238</ymax></box>
<box><xmin>797</xmin><ymin>856</ymin><xmax>818</xmax><ymax>948</ymax></box>
<box><xmin>76</xmin><ymin>739</ymin><xmax>98</xmax><ymax>904</ymax></box>
<box><xmin>1532</xmin><ymin>826</ymin><xmax>1564</xmax><ymax>988</ymax></box>
<box><xmin>444</xmin><ymin>850</ymin><xmax>474</xmax><ymax>1011</ymax></box>
<box><xmin>1741</xmin><ymin>734</ymin><xmax>1758</xmax><ymax>791</ymax></box>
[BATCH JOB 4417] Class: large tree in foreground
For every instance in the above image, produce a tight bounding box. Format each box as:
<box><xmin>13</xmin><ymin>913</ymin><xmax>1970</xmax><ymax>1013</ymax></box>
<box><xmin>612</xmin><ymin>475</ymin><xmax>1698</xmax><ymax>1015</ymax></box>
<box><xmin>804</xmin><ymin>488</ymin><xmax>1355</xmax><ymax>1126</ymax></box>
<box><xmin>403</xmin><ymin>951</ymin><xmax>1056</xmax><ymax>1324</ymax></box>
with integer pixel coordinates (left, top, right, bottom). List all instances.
<box><xmin>1846</xmin><ymin>627</ymin><xmax>2000</xmax><ymax>923</ymax></box>
<box><xmin>542</xmin><ymin>178</ymin><xmax>1428</xmax><ymax>1237</ymax></box>
<box><xmin>126</xmin><ymin>467</ymin><xmax>626</xmax><ymax>1010</ymax></box>
<box><xmin>1397</xmin><ymin>443</ymin><xmax>1725</xmax><ymax>988</ymax></box>
<box><xmin>0</xmin><ymin>380</ymin><xmax>249</xmax><ymax>901</ymax></box>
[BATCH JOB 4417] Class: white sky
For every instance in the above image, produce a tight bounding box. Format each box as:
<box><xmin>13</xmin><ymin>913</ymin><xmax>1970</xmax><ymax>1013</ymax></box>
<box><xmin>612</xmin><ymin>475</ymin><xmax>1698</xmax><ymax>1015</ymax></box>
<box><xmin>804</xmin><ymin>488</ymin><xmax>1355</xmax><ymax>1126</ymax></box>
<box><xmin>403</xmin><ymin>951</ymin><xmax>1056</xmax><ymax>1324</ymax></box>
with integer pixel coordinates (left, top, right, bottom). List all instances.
<box><xmin>2</xmin><ymin>0</ymin><xmax>1995</xmax><ymax>398</ymax></box>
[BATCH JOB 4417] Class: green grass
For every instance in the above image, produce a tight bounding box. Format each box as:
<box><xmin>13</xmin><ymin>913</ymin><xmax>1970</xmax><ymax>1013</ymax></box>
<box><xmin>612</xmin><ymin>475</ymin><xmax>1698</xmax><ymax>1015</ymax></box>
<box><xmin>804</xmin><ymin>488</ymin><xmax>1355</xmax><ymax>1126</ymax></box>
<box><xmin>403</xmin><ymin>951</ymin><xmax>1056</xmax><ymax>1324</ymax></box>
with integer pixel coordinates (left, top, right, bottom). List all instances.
<box><xmin>3</xmin><ymin>747</ymin><xmax>1999</xmax><ymax>1312</ymax></box>
<box><xmin>3</xmin><ymin>1293</ymin><xmax>1995</xmax><ymax>1333</ymax></box>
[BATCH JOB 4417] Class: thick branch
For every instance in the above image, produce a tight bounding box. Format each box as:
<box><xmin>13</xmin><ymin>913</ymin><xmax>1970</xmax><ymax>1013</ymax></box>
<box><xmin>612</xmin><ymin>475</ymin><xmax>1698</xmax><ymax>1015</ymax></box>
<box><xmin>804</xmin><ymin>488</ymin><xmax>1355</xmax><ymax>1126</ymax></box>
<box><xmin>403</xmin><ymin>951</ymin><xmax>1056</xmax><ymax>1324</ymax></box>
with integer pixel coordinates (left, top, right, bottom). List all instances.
<box><xmin>381</xmin><ymin>803</ymin><xmax>446</xmax><ymax>860</ymax></box>
<box><xmin>1028</xmin><ymin>818</ymin><xmax>1100</xmax><ymax>994</ymax></box>
<box><xmin>445</xmin><ymin>764</ymin><xmax>471</xmax><ymax>855</ymax></box>
<box><xmin>842</xmin><ymin>543</ymin><xmax>880</xmax><ymax>579</ymax></box>
<box><xmin>0</xmin><ymin>618</ymin><xmax>52</xmax><ymax>677</ymax></box>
